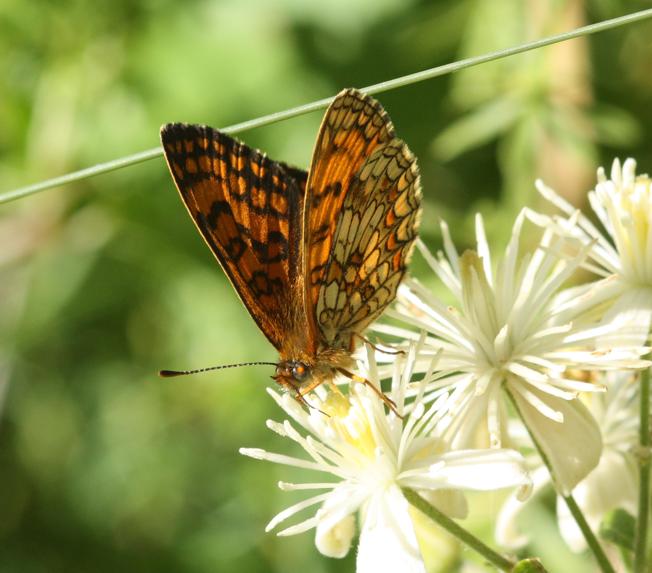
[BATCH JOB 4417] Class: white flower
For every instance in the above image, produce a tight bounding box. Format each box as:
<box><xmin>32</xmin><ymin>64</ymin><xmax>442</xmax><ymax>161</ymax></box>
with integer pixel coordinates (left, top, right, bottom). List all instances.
<box><xmin>497</xmin><ymin>371</ymin><xmax>640</xmax><ymax>552</ymax></box>
<box><xmin>240</xmin><ymin>341</ymin><xmax>531</xmax><ymax>572</ymax></box>
<box><xmin>375</xmin><ymin>212</ymin><xmax>647</xmax><ymax>494</ymax></box>
<box><xmin>536</xmin><ymin>157</ymin><xmax>652</xmax><ymax>347</ymax></box>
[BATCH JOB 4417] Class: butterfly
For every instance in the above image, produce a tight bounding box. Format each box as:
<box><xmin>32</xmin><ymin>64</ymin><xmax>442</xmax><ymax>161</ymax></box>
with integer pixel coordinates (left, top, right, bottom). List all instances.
<box><xmin>160</xmin><ymin>88</ymin><xmax>422</xmax><ymax>410</ymax></box>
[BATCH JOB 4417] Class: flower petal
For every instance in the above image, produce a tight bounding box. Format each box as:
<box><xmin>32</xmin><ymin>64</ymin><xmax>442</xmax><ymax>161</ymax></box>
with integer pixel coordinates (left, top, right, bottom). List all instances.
<box><xmin>597</xmin><ymin>287</ymin><xmax>652</xmax><ymax>348</ymax></box>
<box><xmin>509</xmin><ymin>384</ymin><xmax>602</xmax><ymax>494</ymax></box>
<box><xmin>400</xmin><ymin>449</ymin><xmax>530</xmax><ymax>493</ymax></box>
<box><xmin>357</xmin><ymin>486</ymin><xmax>426</xmax><ymax>573</ymax></box>
<box><xmin>420</xmin><ymin>488</ymin><xmax>469</xmax><ymax>519</ymax></box>
<box><xmin>315</xmin><ymin>514</ymin><xmax>356</xmax><ymax>559</ymax></box>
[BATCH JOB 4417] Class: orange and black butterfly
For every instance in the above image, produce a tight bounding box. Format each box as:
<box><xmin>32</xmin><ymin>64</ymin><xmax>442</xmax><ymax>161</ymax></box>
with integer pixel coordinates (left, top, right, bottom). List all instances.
<box><xmin>160</xmin><ymin>88</ymin><xmax>421</xmax><ymax>410</ymax></box>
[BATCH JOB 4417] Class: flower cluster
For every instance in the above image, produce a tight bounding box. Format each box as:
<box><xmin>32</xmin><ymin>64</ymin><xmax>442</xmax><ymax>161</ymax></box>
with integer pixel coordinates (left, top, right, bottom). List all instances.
<box><xmin>497</xmin><ymin>370</ymin><xmax>641</xmax><ymax>552</ymax></box>
<box><xmin>242</xmin><ymin>158</ymin><xmax>651</xmax><ymax>570</ymax></box>
<box><xmin>241</xmin><ymin>341</ymin><xmax>531</xmax><ymax>571</ymax></box>
<box><xmin>535</xmin><ymin>158</ymin><xmax>652</xmax><ymax>348</ymax></box>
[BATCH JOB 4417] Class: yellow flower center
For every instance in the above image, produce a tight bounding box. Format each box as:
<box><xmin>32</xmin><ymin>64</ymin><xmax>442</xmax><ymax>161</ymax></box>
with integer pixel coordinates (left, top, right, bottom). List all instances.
<box><xmin>322</xmin><ymin>390</ymin><xmax>379</xmax><ymax>461</ymax></box>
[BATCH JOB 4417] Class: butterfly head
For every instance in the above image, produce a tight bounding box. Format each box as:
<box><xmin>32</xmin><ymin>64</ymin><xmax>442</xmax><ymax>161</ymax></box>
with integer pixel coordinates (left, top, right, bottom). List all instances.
<box><xmin>273</xmin><ymin>359</ymin><xmax>312</xmax><ymax>390</ymax></box>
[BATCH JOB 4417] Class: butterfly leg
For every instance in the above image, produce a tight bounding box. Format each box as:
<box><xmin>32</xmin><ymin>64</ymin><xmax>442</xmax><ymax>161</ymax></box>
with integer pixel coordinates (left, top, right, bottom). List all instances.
<box><xmin>327</xmin><ymin>380</ymin><xmax>345</xmax><ymax>398</ymax></box>
<box><xmin>278</xmin><ymin>378</ymin><xmax>330</xmax><ymax>417</ymax></box>
<box><xmin>293</xmin><ymin>376</ymin><xmax>330</xmax><ymax>410</ymax></box>
<box><xmin>293</xmin><ymin>390</ymin><xmax>321</xmax><ymax>412</ymax></box>
<box><xmin>335</xmin><ymin>367</ymin><xmax>402</xmax><ymax>418</ymax></box>
<box><xmin>353</xmin><ymin>333</ymin><xmax>406</xmax><ymax>357</ymax></box>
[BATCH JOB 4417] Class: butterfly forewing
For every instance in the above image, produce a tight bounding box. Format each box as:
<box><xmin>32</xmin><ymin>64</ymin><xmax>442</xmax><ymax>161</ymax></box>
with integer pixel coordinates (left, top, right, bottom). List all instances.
<box><xmin>304</xmin><ymin>89</ymin><xmax>422</xmax><ymax>348</ymax></box>
<box><xmin>161</xmin><ymin>124</ymin><xmax>308</xmax><ymax>350</ymax></box>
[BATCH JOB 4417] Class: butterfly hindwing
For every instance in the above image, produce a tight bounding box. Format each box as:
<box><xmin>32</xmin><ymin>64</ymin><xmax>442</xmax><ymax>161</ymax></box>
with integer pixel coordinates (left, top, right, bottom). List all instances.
<box><xmin>303</xmin><ymin>90</ymin><xmax>392</xmax><ymax>345</ymax></box>
<box><xmin>317</xmin><ymin>139</ymin><xmax>421</xmax><ymax>345</ymax></box>
<box><xmin>161</xmin><ymin>124</ymin><xmax>308</xmax><ymax>350</ymax></box>
<box><xmin>304</xmin><ymin>89</ymin><xmax>422</xmax><ymax>347</ymax></box>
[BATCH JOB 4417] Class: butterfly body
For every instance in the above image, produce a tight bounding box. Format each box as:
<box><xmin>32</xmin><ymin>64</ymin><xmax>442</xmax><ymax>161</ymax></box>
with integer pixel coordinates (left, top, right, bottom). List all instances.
<box><xmin>161</xmin><ymin>88</ymin><xmax>421</xmax><ymax>404</ymax></box>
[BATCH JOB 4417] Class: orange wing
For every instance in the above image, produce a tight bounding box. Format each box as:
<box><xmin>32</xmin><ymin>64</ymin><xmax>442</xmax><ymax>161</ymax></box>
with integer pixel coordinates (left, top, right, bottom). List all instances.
<box><xmin>161</xmin><ymin>124</ymin><xmax>308</xmax><ymax>351</ymax></box>
<box><xmin>304</xmin><ymin>89</ymin><xmax>422</xmax><ymax>348</ymax></box>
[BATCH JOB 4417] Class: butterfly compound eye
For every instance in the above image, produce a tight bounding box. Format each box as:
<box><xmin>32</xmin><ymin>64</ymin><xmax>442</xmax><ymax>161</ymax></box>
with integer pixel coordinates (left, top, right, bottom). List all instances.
<box><xmin>292</xmin><ymin>362</ymin><xmax>309</xmax><ymax>382</ymax></box>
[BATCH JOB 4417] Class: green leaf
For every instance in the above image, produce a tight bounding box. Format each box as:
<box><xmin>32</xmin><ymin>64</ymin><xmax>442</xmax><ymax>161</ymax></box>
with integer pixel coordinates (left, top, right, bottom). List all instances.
<box><xmin>591</xmin><ymin>104</ymin><xmax>642</xmax><ymax>147</ymax></box>
<box><xmin>431</xmin><ymin>97</ymin><xmax>522</xmax><ymax>160</ymax></box>
<box><xmin>599</xmin><ymin>508</ymin><xmax>636</xmax><ymax>551</ymax></box>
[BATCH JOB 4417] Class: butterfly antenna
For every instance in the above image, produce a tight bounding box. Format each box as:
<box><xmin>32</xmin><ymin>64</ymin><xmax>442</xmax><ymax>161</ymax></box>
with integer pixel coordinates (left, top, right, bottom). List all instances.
<box><xmin>159</xmin><ymin>361</ymin><xmax>278</xmax><ymax>378</ymax></box>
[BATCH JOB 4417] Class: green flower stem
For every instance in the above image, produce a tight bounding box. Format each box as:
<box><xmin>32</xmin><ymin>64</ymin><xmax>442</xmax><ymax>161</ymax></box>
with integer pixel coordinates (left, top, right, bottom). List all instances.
<box><xmin>401</xmin><ymin>487</ymin><xmax>516</xmax><ymax>572</ymax></box>
<box><xmin>634</xmin><ymin>366</ymin><xmax>651</xmax><ymax>573</ymax></box>
<box><xmin>562</xmin><ymin>494</ymin><xmax>616</xmax><ymax>573</ymax></box>
<box><xmin>2</xmin><ymin>8</ymin><xmax>652</xmax><ymax>205</ymax></box>
<box><xmin>504</xmin><ymin>388</ymin><xmax>616</xmax><ymax>573</ymax></box>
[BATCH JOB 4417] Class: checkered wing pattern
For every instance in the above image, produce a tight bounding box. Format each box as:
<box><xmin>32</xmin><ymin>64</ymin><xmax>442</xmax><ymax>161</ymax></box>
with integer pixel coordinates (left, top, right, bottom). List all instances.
<box><xmin>304</xmin><ymin>89</ymin><xmax>422</xmax><ymax>348</ymax></box>
<box><xmin>161</xmin><ymin>124</ymin><xmax>308</xmax><ymax>351</ymax></box>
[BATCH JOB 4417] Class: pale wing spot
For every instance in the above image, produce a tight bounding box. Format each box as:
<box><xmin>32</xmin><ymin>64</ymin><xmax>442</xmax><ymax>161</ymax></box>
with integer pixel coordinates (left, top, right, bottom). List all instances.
<box><xmin>336</xmin><ymin>289</ymin><xmax>347</xmax><ymax>311</ymax></box>
<box><xmin>332</xmin><ymin>207</ymin><xmax>351</xmax><ymax>264</ymax></box>
<box><xmin>376</xmin><ymin>262</ymin><xmax>390</xmax><ymax>283</ymax></box>
<box><xmin>347</xmin><ymin>212</ymin><xmax>359</xmax><ymax>244</ymax></box>
<box><xmin>356</xmin><ymin>110</ymin><xmax>370</xmax><ymax>126</ymax></box>
<box><xmin>319</xmin><ymin>308</ymin><xmax>334</xmax><ymax>325</ymax></box>
<box><xmin>342</xmin><ymin>109</ymin><xmax>356</xmax><ymax>129</ymax></box>
<box><xmin>372</xmin><ymin>154</ymin><xmax>391</xmax><ymax>178</ymax></box>
<box><xmin>386</xmin><ymin>156</ymin><xmax>404</xmax><ymax>180</ymax></box>
<box><xmin>363</xmin><ymin>230</ymin><xmax>380</xmax><ymax>258</ymax></box>
<box><xmin>319</xmin><ymin>125</ymin><xmax>333</xmax><ymax>152</ymax></box>
<box><xmin>353</xmin><ymin>203</ymin><xmax>378</xmax><ymax>255</ymax></box>
<box><xmin>364</xmin><ymin>120</ymin><xmax>381</xmax><ymax>140</ymax></box>
<box><xmin>362</xmin><ymin>176</ymin><xmax>379</xmax><ymax>197</ymax></box>
<box><xmin>396</xmin><ymin>216</ymin><xmax>412</xmax><ymax>241</ymax></box>
<box><xmin>359</xmin><ymin>156</ymin><xmax>377</xmax><ymax>181</ymax></box>
<box><xmin>360</xmin><ymin>249</ymin><xmax>380</xmax><ymax>279</ymax></box>
<box><xmin>333</xmin><ymin>103</ymin><xmax>349</xmax><ymax>129</ymax></box>
<box><xmin>343</xmin><ymin>215</ymin><xmax>360</xmax><ymax>264</ymax></box>
<box><xmin>397</xmin><ymin>171</ymin><xmax>411</xmax><ymax>192</ymax></box>
<box><xmin>337</xmin><ymin>209</ymin><xmax>353</xmax><ymax>248</ymax></box>
<box><xmin>323</xmin><ymin>281</ymin><xmax>340</xmax><ymax>310</ymax></box>
<box><xmin>394</xmin><ymin>188</ymin><xmax>412</xmax><ymax>217</ymax></box>
<box><xmin>370</xmin><ymin>203</ymin><xmax>385</xmax><ymax>229</ymax></box>
<box><xmin>353</xmin><ymin>97</ymin><xmax>365</xmax><ymax>112</ymax></box>
<box><xmin>358</xmin><ymin>202</ymin><xmax>377</xmax><ymax>237</ymax></box>
<box><xmin>333</xmin><ymin>241</ymin><xmax>347</xmax><ymax>269</ymax></box>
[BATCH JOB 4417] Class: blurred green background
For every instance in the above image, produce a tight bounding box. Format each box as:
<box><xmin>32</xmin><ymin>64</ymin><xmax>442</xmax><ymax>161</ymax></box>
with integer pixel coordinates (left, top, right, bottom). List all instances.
<box><xmin>1</xmin><ymin>0</ymin><xmax>652</xmax><ymax>571</ymax></box>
